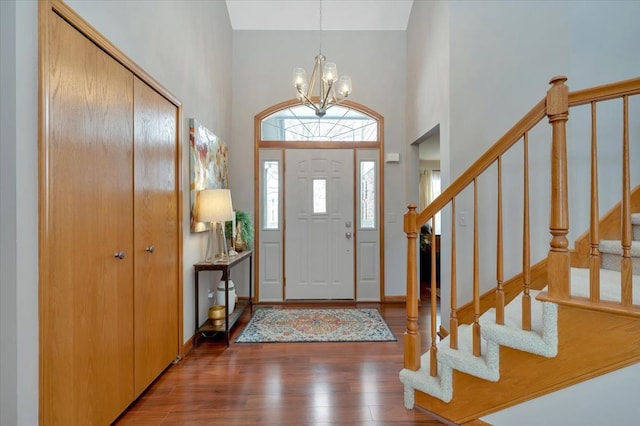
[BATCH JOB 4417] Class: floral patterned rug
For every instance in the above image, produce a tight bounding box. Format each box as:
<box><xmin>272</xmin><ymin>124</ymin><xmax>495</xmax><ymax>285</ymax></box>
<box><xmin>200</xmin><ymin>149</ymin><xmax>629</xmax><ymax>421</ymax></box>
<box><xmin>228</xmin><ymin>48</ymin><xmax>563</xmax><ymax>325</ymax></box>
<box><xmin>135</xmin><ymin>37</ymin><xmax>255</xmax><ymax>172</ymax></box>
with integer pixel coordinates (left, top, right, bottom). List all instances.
<box><xmin>236</xmin><ymin>308</ymin><xmax>397</xmax><ymax>343</ymax></box>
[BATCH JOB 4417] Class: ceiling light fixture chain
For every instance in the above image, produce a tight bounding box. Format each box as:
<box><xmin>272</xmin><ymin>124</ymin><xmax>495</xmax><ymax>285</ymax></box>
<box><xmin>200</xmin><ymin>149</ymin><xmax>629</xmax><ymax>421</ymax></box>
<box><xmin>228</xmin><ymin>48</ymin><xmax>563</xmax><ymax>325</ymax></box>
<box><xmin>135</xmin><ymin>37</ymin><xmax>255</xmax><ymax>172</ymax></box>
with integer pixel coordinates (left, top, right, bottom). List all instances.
<box><xmin>291</xmin><ymin>0</ymin><xmax>352</xmax><ymax>117</ymax></box>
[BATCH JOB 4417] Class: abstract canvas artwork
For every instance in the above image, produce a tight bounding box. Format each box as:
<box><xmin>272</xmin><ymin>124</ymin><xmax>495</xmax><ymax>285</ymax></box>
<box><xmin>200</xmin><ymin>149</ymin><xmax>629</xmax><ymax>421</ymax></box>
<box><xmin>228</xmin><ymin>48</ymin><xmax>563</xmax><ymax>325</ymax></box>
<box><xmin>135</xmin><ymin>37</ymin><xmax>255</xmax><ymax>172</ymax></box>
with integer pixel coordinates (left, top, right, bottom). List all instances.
<box><xmin>189</xmin><ymin>118</ymin><xmax>229</xmax><ymax>232</ymax></box>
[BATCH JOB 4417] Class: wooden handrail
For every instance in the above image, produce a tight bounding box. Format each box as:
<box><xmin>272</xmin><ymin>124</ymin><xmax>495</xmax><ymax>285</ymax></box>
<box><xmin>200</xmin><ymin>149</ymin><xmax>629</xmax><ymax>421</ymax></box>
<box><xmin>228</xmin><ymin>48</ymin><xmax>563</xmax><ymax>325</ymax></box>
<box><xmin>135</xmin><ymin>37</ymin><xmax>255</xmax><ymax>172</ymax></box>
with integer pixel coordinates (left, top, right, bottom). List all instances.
<box><xmin>568</xmin><ymin>77</ymin><xmax>640</xmax><ymax>106</ymax></box>
<box><xmin>416</xmin><ymin>99</ymin><xmax>546</xmax><ymax>226</ymax></box>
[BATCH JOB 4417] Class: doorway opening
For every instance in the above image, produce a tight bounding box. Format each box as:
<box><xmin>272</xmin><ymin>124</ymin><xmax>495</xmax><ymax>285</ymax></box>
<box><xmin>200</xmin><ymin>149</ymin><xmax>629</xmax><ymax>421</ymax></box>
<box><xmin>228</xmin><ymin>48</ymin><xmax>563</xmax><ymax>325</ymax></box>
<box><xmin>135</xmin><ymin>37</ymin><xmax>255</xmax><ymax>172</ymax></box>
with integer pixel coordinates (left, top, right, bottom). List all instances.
<box><xmin>415</xmin><ymin>125</ymin><xmax>441</xmax><ymax>301</ymax></box>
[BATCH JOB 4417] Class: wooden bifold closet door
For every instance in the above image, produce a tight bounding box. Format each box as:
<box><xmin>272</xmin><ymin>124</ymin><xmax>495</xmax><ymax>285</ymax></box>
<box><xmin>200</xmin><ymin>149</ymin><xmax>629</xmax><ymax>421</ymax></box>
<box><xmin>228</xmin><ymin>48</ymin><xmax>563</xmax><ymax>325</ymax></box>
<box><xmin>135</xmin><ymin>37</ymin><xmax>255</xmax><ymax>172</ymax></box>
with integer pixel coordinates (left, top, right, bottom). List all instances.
<box><xmin>133</xmin><ymin>77</ymin><xmax>179</xmax><ymax>397</ymax></box>
<box><xmin>40</xmin><ymin>8</ymin><xmax>180</xmax><ymax>425</ymax></box>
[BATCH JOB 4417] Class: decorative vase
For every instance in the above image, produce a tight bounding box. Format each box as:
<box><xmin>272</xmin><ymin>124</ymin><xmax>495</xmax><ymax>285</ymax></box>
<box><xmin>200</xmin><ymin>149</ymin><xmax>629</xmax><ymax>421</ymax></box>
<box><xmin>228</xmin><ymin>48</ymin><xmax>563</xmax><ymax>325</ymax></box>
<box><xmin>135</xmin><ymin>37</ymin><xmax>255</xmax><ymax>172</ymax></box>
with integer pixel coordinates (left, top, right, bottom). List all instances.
<box><xmin>234</xmin><ymin>221</ymin><xmax>247</xmax><ymax>252</ymax></box>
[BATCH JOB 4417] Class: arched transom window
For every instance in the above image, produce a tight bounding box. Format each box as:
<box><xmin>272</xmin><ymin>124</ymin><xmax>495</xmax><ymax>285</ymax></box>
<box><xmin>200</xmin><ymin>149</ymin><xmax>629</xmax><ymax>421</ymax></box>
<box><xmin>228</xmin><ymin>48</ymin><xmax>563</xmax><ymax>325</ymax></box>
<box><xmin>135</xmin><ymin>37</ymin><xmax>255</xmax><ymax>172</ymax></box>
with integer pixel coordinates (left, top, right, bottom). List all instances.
<box><xmin>260</xmin><ymin>104</ymin><xmax>379</xmax><ymax>142</ymax></box>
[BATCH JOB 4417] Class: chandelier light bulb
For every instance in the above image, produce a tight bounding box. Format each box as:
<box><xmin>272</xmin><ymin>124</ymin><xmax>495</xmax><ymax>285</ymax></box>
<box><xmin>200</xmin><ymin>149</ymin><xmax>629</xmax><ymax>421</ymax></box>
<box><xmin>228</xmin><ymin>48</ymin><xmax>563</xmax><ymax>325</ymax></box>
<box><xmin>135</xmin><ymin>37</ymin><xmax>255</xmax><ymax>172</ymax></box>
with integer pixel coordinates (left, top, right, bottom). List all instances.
<box><xmin>292</xmin><ymin>68</ymin><xmax>307</xmax><ymax>89</ymax></box>
<box><xmin>338</xmin><ymin>76</ymin><xmax>352</xmax><ymax>97</ymax></box>
<box><xmin>322</xmin><ymin>62</ymin><xmax>338</xmax><ymax>84</ymax></box>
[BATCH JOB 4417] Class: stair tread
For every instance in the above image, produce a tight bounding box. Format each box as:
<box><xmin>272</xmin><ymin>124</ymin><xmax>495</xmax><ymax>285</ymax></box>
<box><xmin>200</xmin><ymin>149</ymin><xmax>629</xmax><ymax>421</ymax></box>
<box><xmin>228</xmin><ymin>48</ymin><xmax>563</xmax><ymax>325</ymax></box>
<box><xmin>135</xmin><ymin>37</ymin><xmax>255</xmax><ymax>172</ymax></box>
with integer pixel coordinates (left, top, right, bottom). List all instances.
<box><xmin>435</xmin><ymin>323</ymin><xmax>500</xmax><ymax>382</ymax></box>
<box><xmin>480</xmin><ymin>289</ymin><xmax>545</xmax><ymax>333</ymax></box>
<box><xmin>599</xmin><ymin>240</ymin><xmax>640</xmax><ymax>255</ymax></box>
<box><xmin>480</xmin><ymin>289</ymin><xmax>558</xmax><ymax>358</ymax></box>
<box><xmin>632</xmin><ymin>213</ymin><xmax>640</xmax><ymax>225</ymax></box>
<box><xmin>570</xmin><ymin>267</ymin><xmax>640</xmax><ymax>304</ymax></box>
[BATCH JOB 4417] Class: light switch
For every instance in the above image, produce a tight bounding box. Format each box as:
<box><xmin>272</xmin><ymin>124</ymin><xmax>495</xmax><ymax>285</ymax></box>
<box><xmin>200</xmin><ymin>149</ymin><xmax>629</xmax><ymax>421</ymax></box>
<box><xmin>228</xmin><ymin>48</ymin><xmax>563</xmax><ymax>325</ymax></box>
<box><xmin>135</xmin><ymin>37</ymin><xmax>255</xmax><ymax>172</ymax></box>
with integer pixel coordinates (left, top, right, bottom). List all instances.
<box><xmin>459</xmin><ymin>211</ymin><xmax>468</xmax><ymax>227</ymax></box>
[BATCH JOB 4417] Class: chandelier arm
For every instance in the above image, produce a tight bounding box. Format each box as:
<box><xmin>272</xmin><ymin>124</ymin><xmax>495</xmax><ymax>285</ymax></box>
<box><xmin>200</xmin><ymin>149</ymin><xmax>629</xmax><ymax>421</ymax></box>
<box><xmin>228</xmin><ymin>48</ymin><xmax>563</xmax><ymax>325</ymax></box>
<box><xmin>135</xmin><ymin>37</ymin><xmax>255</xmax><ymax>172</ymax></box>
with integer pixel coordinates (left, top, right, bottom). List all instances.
<box><xmin>308</xmin><ymin>57</ymin><xmax>322</xmax><ymax>99</ymax></box>
<box><xmin>320</xmin><ymin>80</ymin><xmax>335</xmax><ymax>110</ymax></box>
<box><xmin>296</xmin><ymin>88</ymin><xmax>320</xmax><ymax>113</ymax></box>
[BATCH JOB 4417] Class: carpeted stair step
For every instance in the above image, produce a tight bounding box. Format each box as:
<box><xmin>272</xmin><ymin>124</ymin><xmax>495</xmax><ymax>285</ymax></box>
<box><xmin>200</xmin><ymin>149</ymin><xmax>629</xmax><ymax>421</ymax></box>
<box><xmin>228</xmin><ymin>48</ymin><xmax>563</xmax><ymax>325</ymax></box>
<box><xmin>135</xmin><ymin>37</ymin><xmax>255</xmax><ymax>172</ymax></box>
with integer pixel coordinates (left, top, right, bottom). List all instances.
<box><xmin>399</xmin><ymin>355</ymin><xmax>453</xmax><ymax>406</ymax></box>
<box><xmin>437</xmin><ymin>323</ymin><xmax>500</xmax><ymax>382</ymax></box>
<box><xmin>599</xmin><ymin>240</ymin><xmax>640</xmax><ymax>275</ymax></box>
<box><xmin>479</xmin><ymin>289</ymin><xmax>558</xmax><ymax>358</ymax></box>
<box><xmin>633</xmin><ymin>213</ymin><xmax>640</xmax><ymax>241</ymax></box>
<box><xmin>569</xmin><ymin>267</ymin><xmax>640</xmax><ymax>304</ymax></box>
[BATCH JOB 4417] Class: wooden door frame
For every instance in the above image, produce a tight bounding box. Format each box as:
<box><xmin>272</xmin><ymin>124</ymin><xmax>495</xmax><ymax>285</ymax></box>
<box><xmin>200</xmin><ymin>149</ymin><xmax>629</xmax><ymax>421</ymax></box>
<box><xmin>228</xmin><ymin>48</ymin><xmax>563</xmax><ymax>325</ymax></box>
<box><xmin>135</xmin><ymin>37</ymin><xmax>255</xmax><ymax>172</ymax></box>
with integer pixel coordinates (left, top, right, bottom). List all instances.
<box><xmin>253</xmin><ymin>99</ymin><xmax>385</xmax><ymax>303</ymax></box>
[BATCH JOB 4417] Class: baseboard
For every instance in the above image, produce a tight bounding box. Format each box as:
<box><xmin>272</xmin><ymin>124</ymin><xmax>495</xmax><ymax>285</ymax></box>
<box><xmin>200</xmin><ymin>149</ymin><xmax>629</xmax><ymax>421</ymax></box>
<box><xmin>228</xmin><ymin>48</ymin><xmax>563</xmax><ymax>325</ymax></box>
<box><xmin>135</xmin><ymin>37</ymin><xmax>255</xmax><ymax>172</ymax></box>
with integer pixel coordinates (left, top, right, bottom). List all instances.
<box><xmin>383</xmin><ymin>295</ymin><xmax>406</xmax><ymax>304</ymax></box>
<box><xmin>182</xmin><ymin>335</ymin><xmax>194</xmax><ymax>356</ymax></box>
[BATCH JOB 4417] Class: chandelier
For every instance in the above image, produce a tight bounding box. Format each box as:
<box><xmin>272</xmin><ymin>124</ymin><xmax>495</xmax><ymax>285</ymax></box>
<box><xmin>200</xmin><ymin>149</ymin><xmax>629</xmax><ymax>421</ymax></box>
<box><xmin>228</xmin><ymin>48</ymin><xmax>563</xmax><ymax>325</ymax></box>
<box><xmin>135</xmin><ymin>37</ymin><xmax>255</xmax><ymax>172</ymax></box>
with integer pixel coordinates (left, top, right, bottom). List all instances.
<box><xmin>291</xmin><ymin>0</ymin><xmax>352</xmax><ymax>117</ymax></box>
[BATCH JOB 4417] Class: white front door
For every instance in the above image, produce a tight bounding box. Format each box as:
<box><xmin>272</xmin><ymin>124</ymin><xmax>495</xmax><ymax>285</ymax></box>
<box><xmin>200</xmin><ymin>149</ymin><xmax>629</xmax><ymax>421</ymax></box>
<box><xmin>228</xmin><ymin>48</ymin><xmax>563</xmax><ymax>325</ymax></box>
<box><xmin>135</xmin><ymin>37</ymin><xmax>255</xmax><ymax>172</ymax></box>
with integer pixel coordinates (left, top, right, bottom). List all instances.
<box><xmin>285</xmin><ymin>149</ymin><xmax>354</xmax><ymax>299</ymax></box>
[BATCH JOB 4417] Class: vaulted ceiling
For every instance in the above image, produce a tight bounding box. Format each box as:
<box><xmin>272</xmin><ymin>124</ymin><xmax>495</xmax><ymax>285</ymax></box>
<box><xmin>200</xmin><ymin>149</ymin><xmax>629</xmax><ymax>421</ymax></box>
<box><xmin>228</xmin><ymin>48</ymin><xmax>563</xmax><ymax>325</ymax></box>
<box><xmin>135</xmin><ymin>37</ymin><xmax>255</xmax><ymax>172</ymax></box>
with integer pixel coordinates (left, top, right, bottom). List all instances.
<box><xmin>225</xmin><ymin>0</ymin><xmax>414</xmax><ymax>31</ymax></box>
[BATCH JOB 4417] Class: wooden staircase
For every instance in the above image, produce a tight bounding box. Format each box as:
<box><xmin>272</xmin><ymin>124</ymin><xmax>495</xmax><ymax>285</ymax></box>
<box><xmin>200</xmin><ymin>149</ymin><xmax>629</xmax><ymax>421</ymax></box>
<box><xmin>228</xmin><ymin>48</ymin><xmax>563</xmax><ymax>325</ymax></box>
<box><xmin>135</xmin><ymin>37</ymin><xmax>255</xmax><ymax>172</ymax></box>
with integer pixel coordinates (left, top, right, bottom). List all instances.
<box><xmin>400</xmin><ymin>76</ymin><xmax>640</xmax><ymax>424</ymax></box>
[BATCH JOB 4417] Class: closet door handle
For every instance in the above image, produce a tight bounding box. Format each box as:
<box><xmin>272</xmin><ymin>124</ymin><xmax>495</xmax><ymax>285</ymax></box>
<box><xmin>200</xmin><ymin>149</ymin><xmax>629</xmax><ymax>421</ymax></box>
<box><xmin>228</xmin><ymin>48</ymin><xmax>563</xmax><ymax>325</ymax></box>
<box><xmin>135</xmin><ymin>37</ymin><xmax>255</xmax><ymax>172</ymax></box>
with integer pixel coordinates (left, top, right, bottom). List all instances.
<box><xmin>114</xmin><ymin>251</ymin><xmax>126</xmax><ymax>260</ymax></box>
<box><xmin>145</xmin><ymin>246</ymin><xmax>155</xmax><ymax>253</ymax></box>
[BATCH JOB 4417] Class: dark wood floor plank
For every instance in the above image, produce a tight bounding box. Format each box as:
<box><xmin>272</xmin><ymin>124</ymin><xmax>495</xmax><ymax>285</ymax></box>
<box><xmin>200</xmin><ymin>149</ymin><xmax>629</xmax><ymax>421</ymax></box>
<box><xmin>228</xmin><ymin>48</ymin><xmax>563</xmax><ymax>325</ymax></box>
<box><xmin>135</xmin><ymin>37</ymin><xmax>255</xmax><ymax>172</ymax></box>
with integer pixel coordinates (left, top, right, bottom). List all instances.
<box><xmin>114</xmin><ymin>303</ymin><xmax>442</xmax><ymax>425</ymax></box>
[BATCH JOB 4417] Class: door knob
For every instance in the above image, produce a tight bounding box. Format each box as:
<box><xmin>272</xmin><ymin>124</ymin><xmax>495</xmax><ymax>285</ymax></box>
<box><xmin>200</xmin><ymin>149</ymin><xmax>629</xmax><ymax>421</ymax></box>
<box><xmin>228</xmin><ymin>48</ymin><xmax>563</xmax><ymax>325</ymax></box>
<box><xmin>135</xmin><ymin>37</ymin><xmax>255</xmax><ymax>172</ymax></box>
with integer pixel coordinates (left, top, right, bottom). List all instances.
<box><xmin>345</xmin><ymin>232</ymin><xmax>352</xmax><ymax>239</ymax></box>
<box><xmin>145</xmin><ymin>246</ymin><xmax>155</xmax><ymax>253</ymax></box>
<box><xmin>114</xmin><ymin>251</ymin><xmax>125</xmax><ymax>260</ymax></box>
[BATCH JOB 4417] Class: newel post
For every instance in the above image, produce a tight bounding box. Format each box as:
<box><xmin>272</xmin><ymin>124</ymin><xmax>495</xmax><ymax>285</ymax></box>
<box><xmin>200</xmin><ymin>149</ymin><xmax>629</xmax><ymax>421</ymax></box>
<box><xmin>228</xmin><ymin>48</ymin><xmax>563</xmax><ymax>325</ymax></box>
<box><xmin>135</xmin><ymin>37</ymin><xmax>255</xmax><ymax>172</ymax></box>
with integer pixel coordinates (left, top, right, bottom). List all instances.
<box><xmin>404</xmin><ymin>204</ymin><xmax>420</xmax><ymax>370</ymax></box>
<box><xmin>546</xmin><ymin>76</ymin><xmax>570</xmax><ymax>299</ymax></box>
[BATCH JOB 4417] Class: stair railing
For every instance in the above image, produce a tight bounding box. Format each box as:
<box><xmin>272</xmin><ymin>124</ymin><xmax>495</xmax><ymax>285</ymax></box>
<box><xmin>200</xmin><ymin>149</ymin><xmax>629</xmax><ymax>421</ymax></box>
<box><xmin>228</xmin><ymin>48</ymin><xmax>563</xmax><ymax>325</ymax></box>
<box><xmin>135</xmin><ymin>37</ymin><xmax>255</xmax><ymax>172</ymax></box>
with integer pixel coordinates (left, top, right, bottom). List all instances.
<box><xmin>403</xmin><ymin>83</ymin><xmax>548</xmax><ymax>371</ymax></box>
<box><xmin>404</xmin><ymin>76</ymin><xmax>640</xmax><ymax>376</ymax></box>
<box><xmin>538</xmin><ymin>77</ymin><xmax>640</xmax><ymax>314</ymax></box>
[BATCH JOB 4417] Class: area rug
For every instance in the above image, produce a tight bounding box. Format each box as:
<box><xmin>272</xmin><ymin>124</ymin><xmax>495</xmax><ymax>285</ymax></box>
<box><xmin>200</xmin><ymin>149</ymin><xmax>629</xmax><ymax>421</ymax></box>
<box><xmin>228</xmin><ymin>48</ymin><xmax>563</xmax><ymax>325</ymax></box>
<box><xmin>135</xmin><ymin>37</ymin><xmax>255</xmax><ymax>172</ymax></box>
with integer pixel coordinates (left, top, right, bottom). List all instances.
<box><xmin>236</xmin><ymin>308</ymin><xmax>396</xmax><ymax>343</ymax></box>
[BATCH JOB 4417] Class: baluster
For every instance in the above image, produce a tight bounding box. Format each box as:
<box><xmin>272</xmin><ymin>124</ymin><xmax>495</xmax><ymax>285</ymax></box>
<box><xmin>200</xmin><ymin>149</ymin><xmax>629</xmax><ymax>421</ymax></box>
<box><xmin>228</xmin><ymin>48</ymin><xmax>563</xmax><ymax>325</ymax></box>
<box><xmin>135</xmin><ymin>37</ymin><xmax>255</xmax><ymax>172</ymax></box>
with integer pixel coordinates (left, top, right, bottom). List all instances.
<box><xmin>496</xmin><ymin>157</ymin><xmax>505</xmax><ymax>325</ymax></box>
<box><xmin>430</xmin><ymin>215</ymin><xmax>438</xmax><ymax>375</ymax></box>
<box><xmin>546</xmin><ymin>76</ymin><xmax>571</xmax><ymax>299</ymax></box>
<box><xmin>522</xmin><ymin>133</ymin><xmax>531</xmax><ymax>331</ymax></box>
<box><xmin>450</xmin><ymin>199</ymin><xmax>458</xmax><ymax>349</ymax></box>
<box><xmin>403</xmin><ymin>204</ymin><xmax>421</xmax><ymax>370</ymax></box>
<box><xmin>589</xmin><ymin>101</ymin><xmax>601</xmax><ymax>302</ymax></box>
<box><xmin>473</xmin><ymin>178</ymin><xmax>481</xmax><ymax>357</ymax></box>
<box><xmin>621</xmin><ymin>96</ymin><xmax>632</xmax><ymax>305</ymax></box>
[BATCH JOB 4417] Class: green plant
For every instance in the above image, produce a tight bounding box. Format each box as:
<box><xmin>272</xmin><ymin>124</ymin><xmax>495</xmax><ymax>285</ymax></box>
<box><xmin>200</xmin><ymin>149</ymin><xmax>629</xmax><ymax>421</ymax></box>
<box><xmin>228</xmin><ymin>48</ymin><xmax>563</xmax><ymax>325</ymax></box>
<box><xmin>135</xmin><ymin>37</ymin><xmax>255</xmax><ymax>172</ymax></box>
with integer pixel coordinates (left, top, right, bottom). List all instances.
<box><xmin>226</xmin><ymin>210</ymin><xmax>254</xmax><ymax>249</ymax></box>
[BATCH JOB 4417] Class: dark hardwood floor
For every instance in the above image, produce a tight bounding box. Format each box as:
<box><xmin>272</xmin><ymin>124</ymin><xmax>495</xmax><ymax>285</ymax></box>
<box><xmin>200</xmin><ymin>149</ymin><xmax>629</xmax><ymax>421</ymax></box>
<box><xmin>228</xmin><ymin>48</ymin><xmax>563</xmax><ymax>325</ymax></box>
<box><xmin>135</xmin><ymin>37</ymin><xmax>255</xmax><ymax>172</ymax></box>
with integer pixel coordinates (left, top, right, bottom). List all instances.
<box><xmin>114</xmin><ymin>302</ymin><xmax>443</xmax><ymax>425</ymax></box>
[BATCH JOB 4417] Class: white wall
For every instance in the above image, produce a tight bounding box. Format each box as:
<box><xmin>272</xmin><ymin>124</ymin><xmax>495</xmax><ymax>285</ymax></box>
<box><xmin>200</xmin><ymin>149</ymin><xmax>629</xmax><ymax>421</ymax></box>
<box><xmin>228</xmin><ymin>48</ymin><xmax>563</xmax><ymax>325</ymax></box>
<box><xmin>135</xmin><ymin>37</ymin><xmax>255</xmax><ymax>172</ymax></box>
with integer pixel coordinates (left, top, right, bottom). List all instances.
<box><xmin>0</xmin><ymin>2</ymin><xmax>39</xmax><ymax>424</ymax></box>
<box><xmin>406</xmin><ymin>1</ymin><xmax>450</xmax><ymax>332</ymax></box>
<box><xmin>231</xmin><ymin>30</ymin><xmax>408</xmax><ymax>298</ymax></box>
<box><xmin>565</xmin><ymin>1</ymin><xmax>640</xmax><ymax>243</ymax></box>
<box><xmin>445</xmin><ymin>0</ymin><xmax>568</xmax><ymax>322</ymax></box>
<box><xmin>1</xmin><ymin>2</ymin><xmax>19</xmax><ymax>424</ymax></box>
<box><xmin>2</xmin><ymin>1</ymin><xmax>232</xmax><ymax>423</ymax></box>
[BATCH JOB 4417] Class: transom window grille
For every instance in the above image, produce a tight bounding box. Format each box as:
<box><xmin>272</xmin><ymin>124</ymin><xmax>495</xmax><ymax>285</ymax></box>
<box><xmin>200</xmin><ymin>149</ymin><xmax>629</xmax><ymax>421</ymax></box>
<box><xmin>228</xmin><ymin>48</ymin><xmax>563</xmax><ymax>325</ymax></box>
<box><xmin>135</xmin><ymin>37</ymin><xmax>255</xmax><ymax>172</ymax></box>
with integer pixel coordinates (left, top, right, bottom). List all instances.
<box><xmin>261</xmin><ymin>104</ymin><xmax>378</xmax><ymax>141</ymax></box>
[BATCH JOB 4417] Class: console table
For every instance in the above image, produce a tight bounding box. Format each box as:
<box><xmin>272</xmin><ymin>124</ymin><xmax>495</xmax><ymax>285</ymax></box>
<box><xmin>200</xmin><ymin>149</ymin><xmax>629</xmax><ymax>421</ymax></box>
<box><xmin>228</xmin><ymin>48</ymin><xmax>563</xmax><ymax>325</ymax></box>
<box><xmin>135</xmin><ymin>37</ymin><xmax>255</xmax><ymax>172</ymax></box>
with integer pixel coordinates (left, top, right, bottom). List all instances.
<box><xmin>193</xmin><ymin>250</ymin><xmax>253</xmax><ymax>347</ymax></box>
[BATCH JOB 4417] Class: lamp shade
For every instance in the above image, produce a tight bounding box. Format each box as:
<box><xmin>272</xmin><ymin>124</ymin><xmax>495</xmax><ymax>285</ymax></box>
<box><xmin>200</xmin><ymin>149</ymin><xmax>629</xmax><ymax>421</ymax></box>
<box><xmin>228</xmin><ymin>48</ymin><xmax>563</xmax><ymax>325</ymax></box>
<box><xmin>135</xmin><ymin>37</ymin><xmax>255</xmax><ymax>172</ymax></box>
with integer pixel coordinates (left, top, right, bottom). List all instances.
<box><xmin>197</xmin><ymin>189</ymin><xmax>233</xmax><ymax>223</ymax></box>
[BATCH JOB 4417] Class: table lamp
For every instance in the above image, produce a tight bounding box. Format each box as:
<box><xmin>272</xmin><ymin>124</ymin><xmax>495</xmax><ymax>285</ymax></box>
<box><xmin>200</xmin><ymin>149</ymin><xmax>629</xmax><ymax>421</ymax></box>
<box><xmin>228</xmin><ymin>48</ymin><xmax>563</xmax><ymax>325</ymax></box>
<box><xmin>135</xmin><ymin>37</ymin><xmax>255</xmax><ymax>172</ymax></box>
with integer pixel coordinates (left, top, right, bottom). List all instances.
<box><xmin>197</xmin><ymin>188</ymin><xmax>234</xmax><ymax>263</ymax></box>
